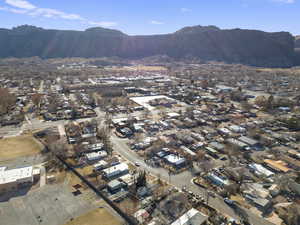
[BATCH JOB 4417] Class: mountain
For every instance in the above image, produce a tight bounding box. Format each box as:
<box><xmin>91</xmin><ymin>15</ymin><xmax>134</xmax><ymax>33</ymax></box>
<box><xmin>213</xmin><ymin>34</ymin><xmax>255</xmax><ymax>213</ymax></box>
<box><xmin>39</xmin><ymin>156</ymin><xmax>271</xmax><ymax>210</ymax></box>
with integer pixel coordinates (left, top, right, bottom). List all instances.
<box><xmin>0</xmin><ymin>25</ymin><xmax>297</xmax><ymax>67</ymax></box>
<box><xmin>295</xmin><ymin>36</ymin><xmax>300</xmax><ymax>48</ymax></box>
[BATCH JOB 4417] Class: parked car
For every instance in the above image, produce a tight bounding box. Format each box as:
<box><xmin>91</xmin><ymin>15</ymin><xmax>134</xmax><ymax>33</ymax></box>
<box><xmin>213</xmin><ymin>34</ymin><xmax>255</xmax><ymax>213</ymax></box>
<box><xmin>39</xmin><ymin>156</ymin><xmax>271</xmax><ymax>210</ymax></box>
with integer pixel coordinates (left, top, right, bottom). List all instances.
<box><xmin>224</xmin><ymin>198</ymin><xmax>236</xmax><ymax>208</ymax></box>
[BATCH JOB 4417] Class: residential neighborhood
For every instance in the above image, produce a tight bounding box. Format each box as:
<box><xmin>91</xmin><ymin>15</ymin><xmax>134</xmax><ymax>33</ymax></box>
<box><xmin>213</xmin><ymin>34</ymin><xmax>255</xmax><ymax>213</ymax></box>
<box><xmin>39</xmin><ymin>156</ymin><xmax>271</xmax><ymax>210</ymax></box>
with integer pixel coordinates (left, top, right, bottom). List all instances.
<box><xmin>0</xmin><ymin>58</ymin><xmax>300</xmax><ymax>225</ymax></box>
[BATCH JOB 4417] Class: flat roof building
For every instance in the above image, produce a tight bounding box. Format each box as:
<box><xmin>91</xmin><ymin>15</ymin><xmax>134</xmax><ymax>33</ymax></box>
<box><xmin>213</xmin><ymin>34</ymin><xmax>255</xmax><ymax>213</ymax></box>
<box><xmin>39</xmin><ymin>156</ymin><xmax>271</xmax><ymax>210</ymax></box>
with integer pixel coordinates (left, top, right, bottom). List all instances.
<box><xmin>0</xmin><ymin>166</ymin><xmax>39</xmax><ymax>193</ymax></box>
<box><xmin>171</xmin><ymin>208</ymin><xmax>208</xmax><ymax>225</ymax></box>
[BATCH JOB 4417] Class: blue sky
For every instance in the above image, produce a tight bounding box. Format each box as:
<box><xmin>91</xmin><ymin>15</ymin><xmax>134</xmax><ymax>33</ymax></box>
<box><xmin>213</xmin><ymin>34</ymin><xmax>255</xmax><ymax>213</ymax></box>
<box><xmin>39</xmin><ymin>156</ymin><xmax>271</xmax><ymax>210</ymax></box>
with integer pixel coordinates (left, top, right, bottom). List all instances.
<box><xmin>0</xmin><ymin>0</ymin><xmax>299</xmax><ymax>35</ymax></box>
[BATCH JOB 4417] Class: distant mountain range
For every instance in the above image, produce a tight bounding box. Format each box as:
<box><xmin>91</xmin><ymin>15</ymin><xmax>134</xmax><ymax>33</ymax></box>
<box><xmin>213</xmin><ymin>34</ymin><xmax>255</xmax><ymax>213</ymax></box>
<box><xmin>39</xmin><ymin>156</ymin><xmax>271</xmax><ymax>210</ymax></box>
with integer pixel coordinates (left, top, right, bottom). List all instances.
<box><xmin>295</xmin><ymin>36</ymin><xmax>300</xmax><ymax>48</ymax></box>
<box><xmin>0</xmin><ymin>25</ymin><xmax>298</xmax><ymax>67</ymax></box>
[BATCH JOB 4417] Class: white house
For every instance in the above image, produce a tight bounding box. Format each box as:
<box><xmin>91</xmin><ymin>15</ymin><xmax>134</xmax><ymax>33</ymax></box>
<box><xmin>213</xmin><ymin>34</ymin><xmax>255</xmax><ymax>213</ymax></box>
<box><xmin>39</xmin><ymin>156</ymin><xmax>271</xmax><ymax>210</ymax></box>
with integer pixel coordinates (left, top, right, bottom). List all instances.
<box><xmin>102</xmin><ymin>163</ymin><xmax>129</xmax><ymax>179</ymax></box>
<box><xmin>85</xmin><ymin>151</ymin><xmax>107</xmax><ymax>161</ymax></box>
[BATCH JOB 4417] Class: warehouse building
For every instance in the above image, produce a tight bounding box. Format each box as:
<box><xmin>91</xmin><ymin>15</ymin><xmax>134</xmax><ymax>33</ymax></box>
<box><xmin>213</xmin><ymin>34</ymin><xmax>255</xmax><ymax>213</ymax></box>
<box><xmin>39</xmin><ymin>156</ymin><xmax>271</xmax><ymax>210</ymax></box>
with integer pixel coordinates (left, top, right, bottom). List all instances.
<box><xmin>0</xmin><ymin>166</ymin><xmax>40</xmax><ymax>193</ymax></box>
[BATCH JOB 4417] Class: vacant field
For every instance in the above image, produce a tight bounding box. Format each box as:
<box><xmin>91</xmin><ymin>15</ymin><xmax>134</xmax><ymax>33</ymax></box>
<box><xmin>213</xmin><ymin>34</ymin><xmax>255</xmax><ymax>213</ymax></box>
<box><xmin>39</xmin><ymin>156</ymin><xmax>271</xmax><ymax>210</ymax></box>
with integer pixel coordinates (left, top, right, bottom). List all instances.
<box><xmin>111</xmin><ymin>65</ymin><xmax>167</xmax><ymax>71</ymax></box>
<box><xmin>65</xmin><ymin>208</ymin><xmax>122</xmax><ymax>225</ymax></box>
<box><xmin>0</xmin><ymin>135</ymin><xmax>43</xmax><ymax>161</ymax></box>
<box><xmin>136</xmin><ymin>65</ymin><xmax>167</xmax><ymax>71</ymax></box>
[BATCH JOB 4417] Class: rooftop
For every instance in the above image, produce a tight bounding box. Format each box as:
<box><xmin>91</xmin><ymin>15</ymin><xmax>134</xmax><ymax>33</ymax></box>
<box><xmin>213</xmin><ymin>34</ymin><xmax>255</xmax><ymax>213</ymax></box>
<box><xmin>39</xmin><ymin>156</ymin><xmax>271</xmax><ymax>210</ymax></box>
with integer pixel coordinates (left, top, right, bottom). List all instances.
<box><xmin>171</xmin><ymin>208</ymin><xmax>208</xmax><ymax>225</ymax></box>
<box><xmin>0</xmin><ymin>166</ymin><xmax>33</xmax><ymax>184</ymax></box>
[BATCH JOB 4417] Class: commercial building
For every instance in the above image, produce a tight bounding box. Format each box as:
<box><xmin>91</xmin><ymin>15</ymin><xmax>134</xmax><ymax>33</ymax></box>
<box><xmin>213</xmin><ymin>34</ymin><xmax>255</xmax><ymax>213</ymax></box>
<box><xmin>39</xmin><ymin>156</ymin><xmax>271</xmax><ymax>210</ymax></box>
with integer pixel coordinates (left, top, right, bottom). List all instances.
<box><xmin>0</xmin><ymin>166</ymin><xmax>40</xmax><ymax>193</ymax></box>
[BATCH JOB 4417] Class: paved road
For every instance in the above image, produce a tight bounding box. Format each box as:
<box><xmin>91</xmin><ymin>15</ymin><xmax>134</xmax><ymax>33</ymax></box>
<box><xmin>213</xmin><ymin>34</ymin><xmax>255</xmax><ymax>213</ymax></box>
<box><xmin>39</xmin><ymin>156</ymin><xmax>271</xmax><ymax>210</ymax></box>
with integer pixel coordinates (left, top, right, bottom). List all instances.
<box><xmin>111</xmin><ymin>134</ymin><xmax>274</xmax><ymax>225</ymax></box>
<box><xmin>39</xmin><ymin>166</ymin><xmax>46</xmax><ymax>187</ymax></box>
<box><xmin>38</xmin><ymin>80</ymin><xmax>44</xmax><ymax>93</ymax></box>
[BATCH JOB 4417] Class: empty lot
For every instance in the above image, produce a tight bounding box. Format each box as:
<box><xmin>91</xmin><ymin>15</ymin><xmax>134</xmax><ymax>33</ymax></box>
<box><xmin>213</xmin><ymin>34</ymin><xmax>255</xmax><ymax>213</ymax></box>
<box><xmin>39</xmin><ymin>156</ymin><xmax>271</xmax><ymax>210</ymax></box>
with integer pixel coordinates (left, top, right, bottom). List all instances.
<box><xmin>0</xmin><ymin>135</ymin><xmax>43</xmax><ymax>161</ymax></box>
<box><xmin>0</xmin><ymin>184</ymin><xmax>100</xmax><ymax>225</ymax></box>
<box><xmin>65</xmin><ymin>208</ymin><xmax>122</xmax><ymax>225</ymax></box>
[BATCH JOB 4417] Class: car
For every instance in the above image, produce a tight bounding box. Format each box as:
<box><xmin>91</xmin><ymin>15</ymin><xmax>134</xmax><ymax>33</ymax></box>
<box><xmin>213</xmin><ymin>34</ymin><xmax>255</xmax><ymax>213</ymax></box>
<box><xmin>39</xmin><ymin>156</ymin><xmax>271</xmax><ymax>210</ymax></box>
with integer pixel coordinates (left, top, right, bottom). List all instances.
<box><xmin>224</xmin><ymin>198</ymin><xmax>236</xmax><ymax>207</ymax></box>
<box><xmin>220</xmin><ymin>156</ymin><xmax>228</xmax><ymax>161</ymax></box>
<box><xmin>134</xmin><ymin>162</ymin><xmax>140</xmax><ymax>167</ymax></box>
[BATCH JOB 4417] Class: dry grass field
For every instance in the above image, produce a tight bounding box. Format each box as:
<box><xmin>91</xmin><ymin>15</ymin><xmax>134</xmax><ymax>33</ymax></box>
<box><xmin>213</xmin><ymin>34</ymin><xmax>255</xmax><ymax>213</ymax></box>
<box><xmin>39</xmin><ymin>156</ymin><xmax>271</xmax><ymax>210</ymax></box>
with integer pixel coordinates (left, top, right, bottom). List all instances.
<box><xmin>111</xmin><ymin>65</ymin><xmax>167</xmax><ymax>71</ymax></box>
<box><xmin>64</xmin><ymin>208</ymin><xmax>122</xmax><ymax>225</ymax></box>
<box><xmin>0</xmin><ymin>135</ymin><xmax>43</xmax><ymax>161</ymax></box>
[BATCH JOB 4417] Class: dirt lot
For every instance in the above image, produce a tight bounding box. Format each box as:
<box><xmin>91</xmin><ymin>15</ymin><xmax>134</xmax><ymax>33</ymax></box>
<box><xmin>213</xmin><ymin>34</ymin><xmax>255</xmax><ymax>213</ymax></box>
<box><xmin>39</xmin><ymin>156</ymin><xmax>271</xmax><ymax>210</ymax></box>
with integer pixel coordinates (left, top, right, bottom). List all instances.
<box><xmin>0</xmin><ymin>135</ymin><xmax>43</xmax><ymax>161</ymax></box>
<box><xmin>64</xmin><ymin>208</ymin><xmax>122</xmax><ymax>225</ymax></box>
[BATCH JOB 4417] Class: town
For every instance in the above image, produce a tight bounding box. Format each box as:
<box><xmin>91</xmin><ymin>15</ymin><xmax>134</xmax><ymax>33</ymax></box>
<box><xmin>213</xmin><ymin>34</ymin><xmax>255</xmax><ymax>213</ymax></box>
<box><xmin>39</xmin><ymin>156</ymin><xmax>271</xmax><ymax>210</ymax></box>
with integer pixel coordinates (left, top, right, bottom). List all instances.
<box><xmin>0</xmin><ymin>57</ymin><xmax>300</xmax><ymax>225</ymax></box>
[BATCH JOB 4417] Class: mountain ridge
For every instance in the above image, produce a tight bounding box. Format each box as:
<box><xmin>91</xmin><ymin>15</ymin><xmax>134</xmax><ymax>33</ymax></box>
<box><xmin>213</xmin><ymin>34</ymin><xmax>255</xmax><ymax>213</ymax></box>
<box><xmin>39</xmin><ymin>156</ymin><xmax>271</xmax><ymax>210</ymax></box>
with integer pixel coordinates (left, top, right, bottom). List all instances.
<box><xmin>0</xmin><ymin>24</ymin><xmax>297</xmax><ymax>67</ymax></box>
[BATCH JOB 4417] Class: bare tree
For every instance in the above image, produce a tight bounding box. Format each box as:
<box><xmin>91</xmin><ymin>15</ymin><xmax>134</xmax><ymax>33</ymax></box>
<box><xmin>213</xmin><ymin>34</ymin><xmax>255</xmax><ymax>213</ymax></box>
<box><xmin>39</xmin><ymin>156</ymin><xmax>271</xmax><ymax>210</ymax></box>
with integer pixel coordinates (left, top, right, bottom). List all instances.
<box><xmin>0</xmin><ymin>88</ymin><xmax>16</xmax><ymax>114</ymax></box>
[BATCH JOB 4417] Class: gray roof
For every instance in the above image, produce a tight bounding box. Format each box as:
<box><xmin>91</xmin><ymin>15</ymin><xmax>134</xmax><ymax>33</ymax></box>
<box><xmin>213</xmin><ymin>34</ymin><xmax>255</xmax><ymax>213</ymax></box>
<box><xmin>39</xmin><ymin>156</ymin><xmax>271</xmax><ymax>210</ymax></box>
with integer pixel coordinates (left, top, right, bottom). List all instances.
<box><xmin>238</xmin><ymin>136</ymin><xmax>259</xmax><ymax>146</ymax></box>
<box><xmin>107</xmin><ymin>179</ymin><xmax>122</xmax><ymax>189</ymax></box>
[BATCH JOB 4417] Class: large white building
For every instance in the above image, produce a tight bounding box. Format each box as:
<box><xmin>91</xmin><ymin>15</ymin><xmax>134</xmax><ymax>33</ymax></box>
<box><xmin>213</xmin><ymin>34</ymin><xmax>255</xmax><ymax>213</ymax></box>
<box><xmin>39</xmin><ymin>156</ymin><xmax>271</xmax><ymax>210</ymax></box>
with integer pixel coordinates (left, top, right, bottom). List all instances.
<box><xmin>0</xmin><ymin>166</ymin><xmax>40</xmax><ymax>193</ymax></box>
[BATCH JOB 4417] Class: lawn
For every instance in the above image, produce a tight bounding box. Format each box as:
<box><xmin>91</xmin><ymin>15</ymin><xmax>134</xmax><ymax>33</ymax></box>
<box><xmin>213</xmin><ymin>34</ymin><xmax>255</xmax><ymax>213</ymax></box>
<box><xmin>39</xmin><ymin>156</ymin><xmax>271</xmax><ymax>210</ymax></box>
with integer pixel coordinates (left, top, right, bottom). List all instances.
<box><xmin>0</xmin><ymin>135</ymin><xmax>43</xmax><ymax>161</ymax></box>
<box><xmin>64</xmin><ymin>208</ymin><xmax>122</xmax><ymax>225</ymax></box>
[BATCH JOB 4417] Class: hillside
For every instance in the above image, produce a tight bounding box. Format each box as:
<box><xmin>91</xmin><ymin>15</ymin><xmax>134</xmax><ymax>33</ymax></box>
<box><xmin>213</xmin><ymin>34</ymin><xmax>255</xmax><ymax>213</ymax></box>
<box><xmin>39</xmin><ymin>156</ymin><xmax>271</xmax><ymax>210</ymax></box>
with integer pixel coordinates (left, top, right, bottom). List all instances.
<box><xmin>0</xmin><ymin>25</ymin><xmax>297</xmax><ymax>67</ymax></box>
<box><xmin>295</xmin><ymin>36</ymin><xmax>300</xmax><ymax>48</ymax></box>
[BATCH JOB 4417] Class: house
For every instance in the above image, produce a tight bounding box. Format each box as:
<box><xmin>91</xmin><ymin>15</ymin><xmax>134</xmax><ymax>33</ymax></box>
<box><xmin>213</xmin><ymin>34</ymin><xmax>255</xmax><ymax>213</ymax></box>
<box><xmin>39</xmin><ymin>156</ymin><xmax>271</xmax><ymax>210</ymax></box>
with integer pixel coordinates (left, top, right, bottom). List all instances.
<box><xmin>86</xmin><ymin>143</ymin><xmax>104</xmax><ymax>152</ymax></box>
<box><xmin>167</xmin><ymin>112</ymin><xmax>180</xmax><ymax>119</ymax></box>
<box><xmin>263</xmin><ymin>159</ymin><xmax>291</xmax><ymax>173</ymax></box>
<box><xmin>244</xmin><ymin>194</ymin><xmax>272</xmax><ymax>213</ymax></box>
<box><xmin>205</xmin><ymin>147</ymin><xmax>219</xmax><ymax>158</ymax></box>
<box><xmin>164</xmin><ymin>154</ymin><xmax>186</xmax><ymax>169</ymax></box>
<box><xmin>228</xmin><ymin>125</ymin><xmax>246</xmax><ymax>133</ymax></box>
<box><xmin>102</xmin><ymin>163</ymin><xmax>129</xmax><ymax>180</ymax></box>
<box><xmin>134</xmin><ymin>209</ymin><xmax>150</xmax><ymax>224</ymax></box>
<box><xmin>209</xmin><ymin>142</ymin><xmax>225</xmax><ymax>152</ymax></box>
<box><xmin>238</xmin><ymin>136</ymin><xmax>263</xmax><ymax>150</ymax></box>
<box><xmin>218</xmin><ymin>128</ymin><xmax>232</xmax><ymax>136</ymax></box>
<box><xmin>0</xmin><ymin>166</ymin><xmax>40</xmax><ymax>193</ymax></box>
<box><xmin>118</xmin><ymin>127</ymin><xmax>133</xmax><ymax>137</ymax></box>
<box><xmin>119</xmin><ymin>174</ymin><xmax>134</xmax><ymax>186</ymax></box>
<box><xmin>288</xmin><ymin>149</ymin><xmax>300</xmax><ymax>160</ymax></box>
<box><xmin>93</xmin><ymin>160</ymin><xmax>108</xmax><ymax>171</ymax></box>
<box><xmin>171</xmin><ymin>208</ymin><xmax>208</xmax><ymax>225</ymax></box>
<box><xmin>191</xmin><ymin>133</ymin><xmax>205</xmax><ymax>142</ymax></box>
<box><xmin>85</xmin><ymin>151</ymin><xmax>107</xmax><ymax>161</ymax></box>
<box><xmin>207</xmin><ymin>173</ymin><xmax>230</xmax><ymax>187</ymax></box>
<box><xmin>107</xmin><ymin>180</ymin><xmax>127</xmax><ymax>194</ymax></box>
<box><xmin>248</xmin><ymin>163</ymin><xmax>274</xmax><ymax>177</ymax></box>
<box><xmin>227</xmin><ymin>138</ymin><xmax>248</xmax><ymax>150</ymax></box>
<box><xmin>180</xmin><ymin>146</ymin><xmax>196</xmax><ymax>156</ymax></box>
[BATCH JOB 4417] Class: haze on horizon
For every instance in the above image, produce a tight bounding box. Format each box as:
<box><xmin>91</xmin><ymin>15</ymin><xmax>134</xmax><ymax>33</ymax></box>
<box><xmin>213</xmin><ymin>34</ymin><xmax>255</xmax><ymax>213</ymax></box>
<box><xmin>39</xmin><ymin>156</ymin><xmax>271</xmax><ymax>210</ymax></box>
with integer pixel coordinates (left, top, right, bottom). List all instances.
<box><xmin>0</xmin><ymin>0</ymin><xmax>299</xmax><ymax>35</ymax></box>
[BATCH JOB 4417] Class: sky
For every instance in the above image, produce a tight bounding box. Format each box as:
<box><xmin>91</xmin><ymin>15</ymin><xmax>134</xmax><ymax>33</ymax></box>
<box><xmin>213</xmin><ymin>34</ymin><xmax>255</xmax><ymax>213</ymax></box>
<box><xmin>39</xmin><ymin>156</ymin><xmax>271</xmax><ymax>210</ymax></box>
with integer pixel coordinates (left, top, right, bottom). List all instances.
<box><xmin>0</xmin><ymin>0</ymin><xmax>299</xmax><ymax>35</ymax></box>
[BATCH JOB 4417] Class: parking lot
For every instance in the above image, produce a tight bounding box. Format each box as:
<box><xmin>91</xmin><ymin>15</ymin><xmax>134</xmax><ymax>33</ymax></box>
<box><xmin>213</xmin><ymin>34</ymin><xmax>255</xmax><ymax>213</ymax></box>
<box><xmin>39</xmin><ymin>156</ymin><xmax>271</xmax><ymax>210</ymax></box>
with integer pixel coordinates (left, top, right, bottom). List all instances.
<box><xmin>0</xmin><ymin>184</ymin><xmax>99</xmax><ymax>225</ymax></box>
